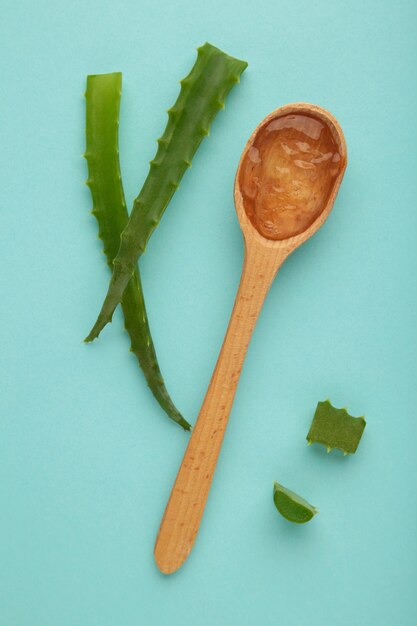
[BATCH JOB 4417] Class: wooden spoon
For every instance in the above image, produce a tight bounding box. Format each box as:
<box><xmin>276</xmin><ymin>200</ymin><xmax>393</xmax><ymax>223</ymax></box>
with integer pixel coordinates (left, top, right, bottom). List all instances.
<box><xmin>154</xmin><ymin>103</ymin><xmax>347</xmax><ymax>574</ymax></box>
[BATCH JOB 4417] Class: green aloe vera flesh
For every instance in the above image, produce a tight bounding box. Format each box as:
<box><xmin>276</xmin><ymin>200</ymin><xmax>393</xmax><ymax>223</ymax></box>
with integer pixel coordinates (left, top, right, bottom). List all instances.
<box><xmin>307</xmin><ymin>400</ymin><xmax>366</xmax><ymax>454</ymax></box>
<box><xmin>85</xmin><ymin>72</ymin><xmax>190</xmax><ymax>430</ymax></box>
<box><xmin>85</xmin><ymin>43</ymin><xmax>248</xmax><ymax>342</ymax></box>
<box><xmin>273</xmin><ymin>482</ymin><xmax>317</xmax><ymax>524</ymax></box>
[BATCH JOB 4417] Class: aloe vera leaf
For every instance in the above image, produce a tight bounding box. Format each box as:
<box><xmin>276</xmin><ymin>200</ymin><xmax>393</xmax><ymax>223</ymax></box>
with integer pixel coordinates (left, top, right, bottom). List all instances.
<box><xmin>85</xmin><ymin>72</ymin><xmax>190</xmax><ymax>431</ymax></box>
<box><xmin>85</xmin><ymin>42</ymin><xmax>248</xmax><ymax>342</ymax></box>
<box><xmin>273</xmin><ymin>482</ymin><xmax>318</xmax><ymax>524</ymax></box>
<box><xmin>306</xmin><ymin>400</ymin><xmax>366</xmax><ymax>454</ymax></box>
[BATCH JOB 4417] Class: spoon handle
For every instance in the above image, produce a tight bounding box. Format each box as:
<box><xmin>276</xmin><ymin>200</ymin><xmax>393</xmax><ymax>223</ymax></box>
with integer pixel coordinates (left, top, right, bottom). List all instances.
<box><xmin>154</xmin><ymin>241</ymin><xmax>287</xmax><ymax>574</ymax></box>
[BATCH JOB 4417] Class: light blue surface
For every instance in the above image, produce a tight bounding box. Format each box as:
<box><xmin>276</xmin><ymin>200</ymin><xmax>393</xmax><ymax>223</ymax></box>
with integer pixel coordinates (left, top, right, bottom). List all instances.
<box><xmin>1</xmin><ymin>1</ymin><xmax>416</xmax><ymax>624</ymax></box>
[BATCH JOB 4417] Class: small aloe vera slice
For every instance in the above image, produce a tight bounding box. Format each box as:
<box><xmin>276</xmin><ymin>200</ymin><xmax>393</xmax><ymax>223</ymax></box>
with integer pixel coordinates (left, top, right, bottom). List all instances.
<box><xmin>273</xmin><ymin>482</ymin><xmax>318</xmax><ymax>524</ymax></box>
<box><xmin>85</xmin><ymin>72</ymin><xmax>190</xmax><ymax>431</ymax></box>
<box><xmin>307</xmin><ymin>400</ymin><xmax>366</xmax><ymax>454</ymax></box>
<box><xmin>85</xmin><ymin>43</ymin><xmax>248</xmax><ymax>342</ymax></box>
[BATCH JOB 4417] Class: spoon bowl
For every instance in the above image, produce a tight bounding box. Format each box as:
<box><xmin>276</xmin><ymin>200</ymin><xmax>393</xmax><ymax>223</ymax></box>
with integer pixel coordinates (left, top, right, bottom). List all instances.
<box><xmin>154</xmin><ymin>103</ymin><xmax>347</xmax><ymax>574</ymax></box>
<box><xmin>235</xmin><ymin>102</ymin><xmax>347</xmax><ymax>248</ymax></box>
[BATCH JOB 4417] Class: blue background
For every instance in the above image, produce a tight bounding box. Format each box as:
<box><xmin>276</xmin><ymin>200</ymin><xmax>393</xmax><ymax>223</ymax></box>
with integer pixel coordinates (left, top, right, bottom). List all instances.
<box><xmin>1</xmin><ymin>1</ymin><xmax>416</xmax><ymax>624</ymax></box>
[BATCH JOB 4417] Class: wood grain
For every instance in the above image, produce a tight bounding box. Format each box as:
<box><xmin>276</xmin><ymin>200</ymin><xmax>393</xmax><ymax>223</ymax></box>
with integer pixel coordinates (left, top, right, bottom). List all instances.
<box><xmin>154</xmin><ymin>103</ymin><xmax>347</xmax><ymax>574</ymax></box>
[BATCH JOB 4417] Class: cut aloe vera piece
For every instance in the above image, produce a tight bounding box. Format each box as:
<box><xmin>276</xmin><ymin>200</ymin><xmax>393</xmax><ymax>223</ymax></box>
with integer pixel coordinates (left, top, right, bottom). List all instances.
<box><xmin>273</xmin><ymin>482</ymin><xmax>317</xmax><ymax>524</ymax></box>
<box><xmin>307</xmin><ymin>400</ymin><xmax>366</xmax><ymax>454</ymax></box>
